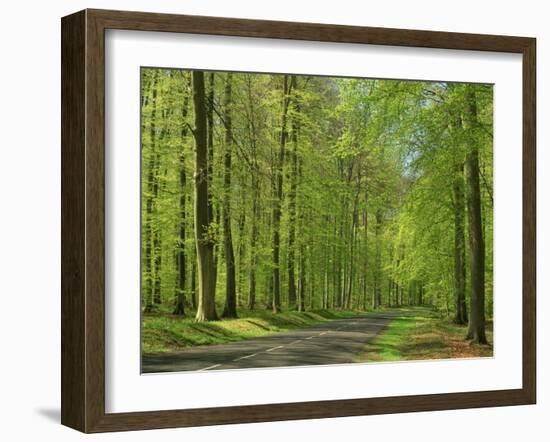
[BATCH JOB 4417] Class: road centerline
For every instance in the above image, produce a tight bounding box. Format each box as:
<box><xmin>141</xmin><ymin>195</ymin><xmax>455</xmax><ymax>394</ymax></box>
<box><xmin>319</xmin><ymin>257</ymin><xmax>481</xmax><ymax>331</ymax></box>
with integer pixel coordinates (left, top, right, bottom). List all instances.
<box><xmin>199</xmin><ymin>364</ymin><xmax>221</xmax><ymax>371</ymax></box>
<box><xmin>233</xmin><ymin>353</ymin><xmax>257</xmax><ymax>361</ymax></box>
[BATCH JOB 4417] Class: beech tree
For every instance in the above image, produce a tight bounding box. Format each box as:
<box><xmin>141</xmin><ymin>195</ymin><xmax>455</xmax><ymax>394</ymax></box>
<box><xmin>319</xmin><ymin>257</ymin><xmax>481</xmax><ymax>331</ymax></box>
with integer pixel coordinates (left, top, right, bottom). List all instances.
<box><xmin>192</xmin><ymin>70</ymin><xmax>217</xmax><ymax>322</ymax></box>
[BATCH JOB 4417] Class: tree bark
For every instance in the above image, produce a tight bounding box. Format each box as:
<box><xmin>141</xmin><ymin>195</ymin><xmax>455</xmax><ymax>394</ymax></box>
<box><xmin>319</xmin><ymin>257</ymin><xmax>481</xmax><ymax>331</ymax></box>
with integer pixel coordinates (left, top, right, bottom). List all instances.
<box><xmin>174</xmin><ymin>156</ymin><xmax>186</xmax><ymax>316</ymax></box>
<box><xmin>286</xmin><ymin>95</ymin><xmax>299</xmax><ymax>310</ymax></box>
<box><xmin>206</xmin><ymin>72</ymin><xmax>219</xmax><ymax>298</ymax></box>
<box><xmin>298</xmin><ymin>244</ymin><xmax>306</xmax><ymax>312</ymax></box>
<box><xmin>193</xmin><ymin>71</ymin><xmax>218</xmax><ymax>322</ymax></box>
<box><xmin>464</xmin><ymin>87</ymin><xmax>487</xmax><ymax>344</ymax></box>
<box><xmin>174</xmin><ymin>75</ymin><xmax>191</xmax><ymax>316</ymax></box>
<box><xmin>247</xmin><ymin>173</ymin><xmax>259</xmax><ymax>311</ymax></box>
<box><xmin>452</xmin><ymin>163</ymin><xmax>468</xmax><ymax>324</ymax></box>
<box><xmin>373</xmin><ymin>209</ymin><xmax>383</xmax><ymax>308</ymax></box>
<box><xmin>143</xmin><ymin>73</ymin><xmax>158</xmax><ymax>313</ymax></box>
<box><xmin>271</xmin><ymin>75</ymin><xmax>294</xmax><ymax>313</ymax></box>
<box><xmin>221</xmin><ymin>74</ymin><xmax>237</xmax><ymax>318</ymax></box>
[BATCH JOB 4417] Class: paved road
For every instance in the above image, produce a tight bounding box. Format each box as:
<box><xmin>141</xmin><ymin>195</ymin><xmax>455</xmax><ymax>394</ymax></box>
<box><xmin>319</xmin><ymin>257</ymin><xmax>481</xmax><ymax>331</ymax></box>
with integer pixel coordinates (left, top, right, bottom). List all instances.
<box><xmin>142</xmin><ymin>311</ymin><xmax>408</xmax><ymax>373</ymax></box>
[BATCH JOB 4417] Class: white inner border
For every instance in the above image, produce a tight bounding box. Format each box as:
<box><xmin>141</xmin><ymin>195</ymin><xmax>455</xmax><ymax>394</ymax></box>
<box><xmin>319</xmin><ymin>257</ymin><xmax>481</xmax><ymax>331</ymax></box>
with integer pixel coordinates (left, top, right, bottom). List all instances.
<box><xmin>105</xmin><ymin>29</ymin><xmax>523</xmax><ymax>413</ymax></box>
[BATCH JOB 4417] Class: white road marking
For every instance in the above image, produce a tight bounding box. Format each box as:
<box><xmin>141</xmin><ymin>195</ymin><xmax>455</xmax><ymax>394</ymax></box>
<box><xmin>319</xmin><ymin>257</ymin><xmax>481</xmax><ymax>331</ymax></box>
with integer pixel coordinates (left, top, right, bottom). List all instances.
<box><xmin>233</xmin><ymin>353</ymin><xmax>257</xmax><ymax>361</ymax></box>
<box><xmin>305</xmin><ymin>336</ymin><xmax>314</xmax><ymax>340</ymax></box>
<box><xmin>319</xmin><ymin>332</ymin><xmax>328</xmax><ymax>336</ymax></box>
<box><xmin>289</xmin><ymin>340</ymin><xmax>302</xmax><ymax>345</ymax></box>
<box><xmin>199</xmin><ymin>364</ymin><xmax>221</xmax><ymax>371</ymax></box>
<box><xmin>266</xmin><ymin>345</ymin><xmax>284</xmax><ymax>352</ymax></box>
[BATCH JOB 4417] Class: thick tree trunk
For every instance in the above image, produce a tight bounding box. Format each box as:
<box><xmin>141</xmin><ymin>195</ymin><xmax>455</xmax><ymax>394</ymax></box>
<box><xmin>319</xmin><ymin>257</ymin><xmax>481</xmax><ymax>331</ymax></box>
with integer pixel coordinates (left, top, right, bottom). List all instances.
<box><xmin>452</xmin><ymin>163</ymin><xmax>468</xmax><ymax>324</ymax></box>
<box><xmin>193</xmin><ymin>71</ymin><xmax>218</xmax><ymax>322</ymax></box>
<box><xmin>464</xmin><ymin>88</ymin><xmax>487</xmax><ymax>343</ymax></box>
<box><xmin>221</xmin><ymin>74</ymin><xmax>237</xmax><ymax>318</ymax></box>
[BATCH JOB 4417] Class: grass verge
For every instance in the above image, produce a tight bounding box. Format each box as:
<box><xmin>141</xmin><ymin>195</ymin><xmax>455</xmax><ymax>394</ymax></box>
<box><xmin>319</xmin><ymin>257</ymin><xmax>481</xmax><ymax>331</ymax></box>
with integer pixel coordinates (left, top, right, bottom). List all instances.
<box><xmin>354</xmin><ymin>310</ymin><xmax>493</xmax><ymax>363</ymax></box>
<box><xmin>142</xmin><ymin>308</ymin><xmax>365</xmax><ymax>354</ymax></box>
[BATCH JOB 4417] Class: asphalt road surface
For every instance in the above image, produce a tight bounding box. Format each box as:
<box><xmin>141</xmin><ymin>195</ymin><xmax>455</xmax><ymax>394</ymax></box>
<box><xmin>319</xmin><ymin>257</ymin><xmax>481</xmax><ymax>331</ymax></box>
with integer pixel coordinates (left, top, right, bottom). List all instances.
<box><xmin>142</xmin><ymin>311</ymin><xmax>408</xmax><ymax>373</ymax></box>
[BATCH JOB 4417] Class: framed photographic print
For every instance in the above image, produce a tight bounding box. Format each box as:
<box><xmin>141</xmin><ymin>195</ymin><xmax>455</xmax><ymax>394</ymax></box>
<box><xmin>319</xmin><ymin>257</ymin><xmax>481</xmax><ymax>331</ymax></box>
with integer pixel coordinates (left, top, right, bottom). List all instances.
<box><xmin>61</xmin><ymin>9</ymin><xmax>536</xmax><ymax>433</ymax></box>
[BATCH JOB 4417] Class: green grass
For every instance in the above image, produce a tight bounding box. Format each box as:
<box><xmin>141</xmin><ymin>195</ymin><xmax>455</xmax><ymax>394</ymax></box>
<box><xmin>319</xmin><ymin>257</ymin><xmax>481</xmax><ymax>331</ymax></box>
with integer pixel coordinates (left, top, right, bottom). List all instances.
<box><xmin>142</xmin><ymin>308</ymin><xmax>365</xmax><ymax>354</ymax></box>
<box><xmin>354</xmin><ymin>310</ymin><xmax>493</xmax><ymax>363</ymax></box>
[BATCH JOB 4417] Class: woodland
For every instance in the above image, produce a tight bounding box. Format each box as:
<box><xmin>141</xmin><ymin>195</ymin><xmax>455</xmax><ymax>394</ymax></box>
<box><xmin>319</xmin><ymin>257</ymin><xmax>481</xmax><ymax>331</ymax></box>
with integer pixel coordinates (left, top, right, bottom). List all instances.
<box><xmin>141</xmin><ymin>68</ymin><xmax>493</xmax><ymax>348</ymax></box>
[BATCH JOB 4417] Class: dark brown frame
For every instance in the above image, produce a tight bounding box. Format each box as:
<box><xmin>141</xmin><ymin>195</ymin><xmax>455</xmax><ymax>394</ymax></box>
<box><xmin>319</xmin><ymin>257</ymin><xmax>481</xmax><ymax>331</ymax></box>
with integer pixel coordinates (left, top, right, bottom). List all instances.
<box><xmin>61</xmin><ymin>8</ymin><xmax>536</xmax><ymax>433</ymax></box>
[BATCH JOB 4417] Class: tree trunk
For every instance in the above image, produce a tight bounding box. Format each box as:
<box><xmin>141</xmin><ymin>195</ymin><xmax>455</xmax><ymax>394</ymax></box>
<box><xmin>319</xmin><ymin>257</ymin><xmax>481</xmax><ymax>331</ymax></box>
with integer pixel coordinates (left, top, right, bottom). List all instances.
<box><xmin>452</xmin><ymin>163</ymin><xmax>468</xmax><ymax>324</ymax></box>
<box><xmin>464</xmin><ymin>87</ymin><xmax>487</xmax><ymax>343</ymax></box>
<box><xmin>206</xmin><ymin>72</ymin><xmax>219</xmax><ymax>299</ymax></box>
<box><xmin>193</xmin><ymin>71</ymin><xmax>218</xmax><ymax>322</ymax></box>
<box><xmin>298</xmin><ymin>244</ymin><xmax>306</xmax><ymax>312</ymax></box>
<box><xmin>237</xmin><ymin>208</ymin><xmax>246</xmax><ymax>307</ymax></box>
<box><xmin>191</xmin><ymin>253</ymin><xmax>197</xmax><ymax>309</ymax></box>
<box><xmin>373</xmin><ymin>209</ymin><xmax>383</xmax><ymax>308</ymax></box>
<box><xmin>248</xmin><ymin>172</ymin><xmax>259</xmax><ymax>310</ymax></box>
<box><xmin>221</xmin><ymin>74</ymin><xmax>237</xmax><ymax>318</ymax></box>
<box><xmin>143</xmin><ymin>74</ymin><xmax>158</xmax><ymax>313</ymax></box>
<box><xmin>286</xmin><ymin>96</ymin><xmax>299</xmax><ymax>310</ymax></box>
<box><xmin>174</xmin><ymin>154</ymin><xmax>186</xmax><ymax>316</ymax></box>
<box><xmin>271</xmin><ymin>75</ymin><xmax>294</xmax><ymax>313</ymax></box>
<box><xmin>174</xmin><ymin>75</ymin><xmax>191</xmax><ymax>316</ymax></box>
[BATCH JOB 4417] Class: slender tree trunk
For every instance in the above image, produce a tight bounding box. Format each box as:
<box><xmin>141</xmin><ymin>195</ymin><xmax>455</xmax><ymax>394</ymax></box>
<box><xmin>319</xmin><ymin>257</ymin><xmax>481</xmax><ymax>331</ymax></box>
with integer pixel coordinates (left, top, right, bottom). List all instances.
<box><xmin>143</xmin><ymin>75</ymin><xmax>158</xmax><ymax>313</ymax></box>
<box><xmin>221</xmin><ymin>74</ymin><xmax>237</xmax><ymax>318</ymax></box>
<box><xmin>362</xmin><ymin>202</ymin><xmax>368</xmax><ymax>310</ymax></box>
<box><xmin>297</xmin><ymin>153</ymin><xmax>306</xmax><ymax>312</ymax></box>
<box><xmin>151</xmin><ymin>111</ymin><xmax>171</xmax><ymax>306</ymax></box>
<box><xmin>298</xmin><ymin>244</ymin><xmax>306</xmax><ymax>312</ymax></box>
<box><xmin>245</xmin><ymin>76</ymin><xmax>259</xmax><ymax>310</ymax></box>
<box><xmin>174</xmin><ymin>76</ymin><xmax>191</xmax><ymax>316</ymax></box>
<box><xmin>464</xmin><ymin>87</ymin><xmax>487</xmax><ymax>343</ymax></box>
<box><xmin>153</xmin><ymin>230</ymin><xmax>162</xmax><ymax>304</ymax></box>
<box><xmin>373</xmin><ymin>209</ymin><xmax>383</xmax><ymax>308</ymax></box>
<box><xmin>272</xmin><ymin>75</ymin><xmax>294</xmax><ymax>313</ymax></box>
<box><xmin>237</xmin><ymin>207</ymin><xmax>246</xmax><ymax>307</ymax></box>
<box><xmin>193</xmin><ymin>71</ymin><xmax>218</xmax><ymax>322</ymax></box>
<box><xmin>191</xmin><ymin>253</ymin><xmax>197</xmax><ymax>309</ymax></box>
<box><xmin>286</xmin><ymin>97</ymin><xmax>299</xmax><ymax>310</ymax></box>
<box><xmin>452</xmin><ymin>163</ymin><xmax>468</xmax><ymax>324</ymax></box>
<box><xmin>174</xmin><ymin>158</ymin><xmax>187</xmax><ymax>315</ymax></box>
<box><xmin>206</xmin><ymin>72</ymin><xmax>219</xmax><ymax>298</ymax></box>
<box><xmin>347</xmin><ymin>192</ymin><xmax>359</xmax><ymax>309</ymax></box>
<box><xmin>248</xmin><ymin>173</ymin><xmax>259</xmax><ymax>310</ymax></box>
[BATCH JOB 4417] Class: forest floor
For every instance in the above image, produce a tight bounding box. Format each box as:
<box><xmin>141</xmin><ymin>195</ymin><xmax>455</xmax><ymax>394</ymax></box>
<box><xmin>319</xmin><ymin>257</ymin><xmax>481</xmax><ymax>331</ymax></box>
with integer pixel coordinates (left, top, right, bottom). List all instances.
<box><xmin>354</xmin><ymin>310</ymin><xmax>493</xmax><ymax>363</ymax></box>
<box><xmin>142</xmin><ymin>307</ymin><xmax>380</xmax><ymax>354</ymax></box>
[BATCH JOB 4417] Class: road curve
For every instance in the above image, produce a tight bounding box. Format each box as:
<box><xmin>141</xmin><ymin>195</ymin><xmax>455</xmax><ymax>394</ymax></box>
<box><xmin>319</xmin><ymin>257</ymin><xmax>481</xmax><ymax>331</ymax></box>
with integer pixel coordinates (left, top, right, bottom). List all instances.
<box><xmin>142</xmin><ymin>311</ymin><xmax>407</xmax><ymax>373</ymax></box>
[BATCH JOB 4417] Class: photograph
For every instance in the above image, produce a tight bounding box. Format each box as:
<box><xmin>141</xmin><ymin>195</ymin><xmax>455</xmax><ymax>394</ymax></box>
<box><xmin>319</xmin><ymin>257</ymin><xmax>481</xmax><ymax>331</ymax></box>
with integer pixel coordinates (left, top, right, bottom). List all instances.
<box><xmin>140</xmin><ymin>68</ymin><xmax>494</xmax><ymax>373</ymax></box>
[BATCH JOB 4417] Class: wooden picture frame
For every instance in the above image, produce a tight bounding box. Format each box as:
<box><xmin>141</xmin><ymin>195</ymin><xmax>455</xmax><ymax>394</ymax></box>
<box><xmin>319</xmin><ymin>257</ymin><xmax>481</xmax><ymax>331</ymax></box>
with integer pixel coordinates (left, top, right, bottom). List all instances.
<box><xmin>61</xmin><ymin>8</ymin><xmax>536</xmax><ymax>433</ymax></box>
